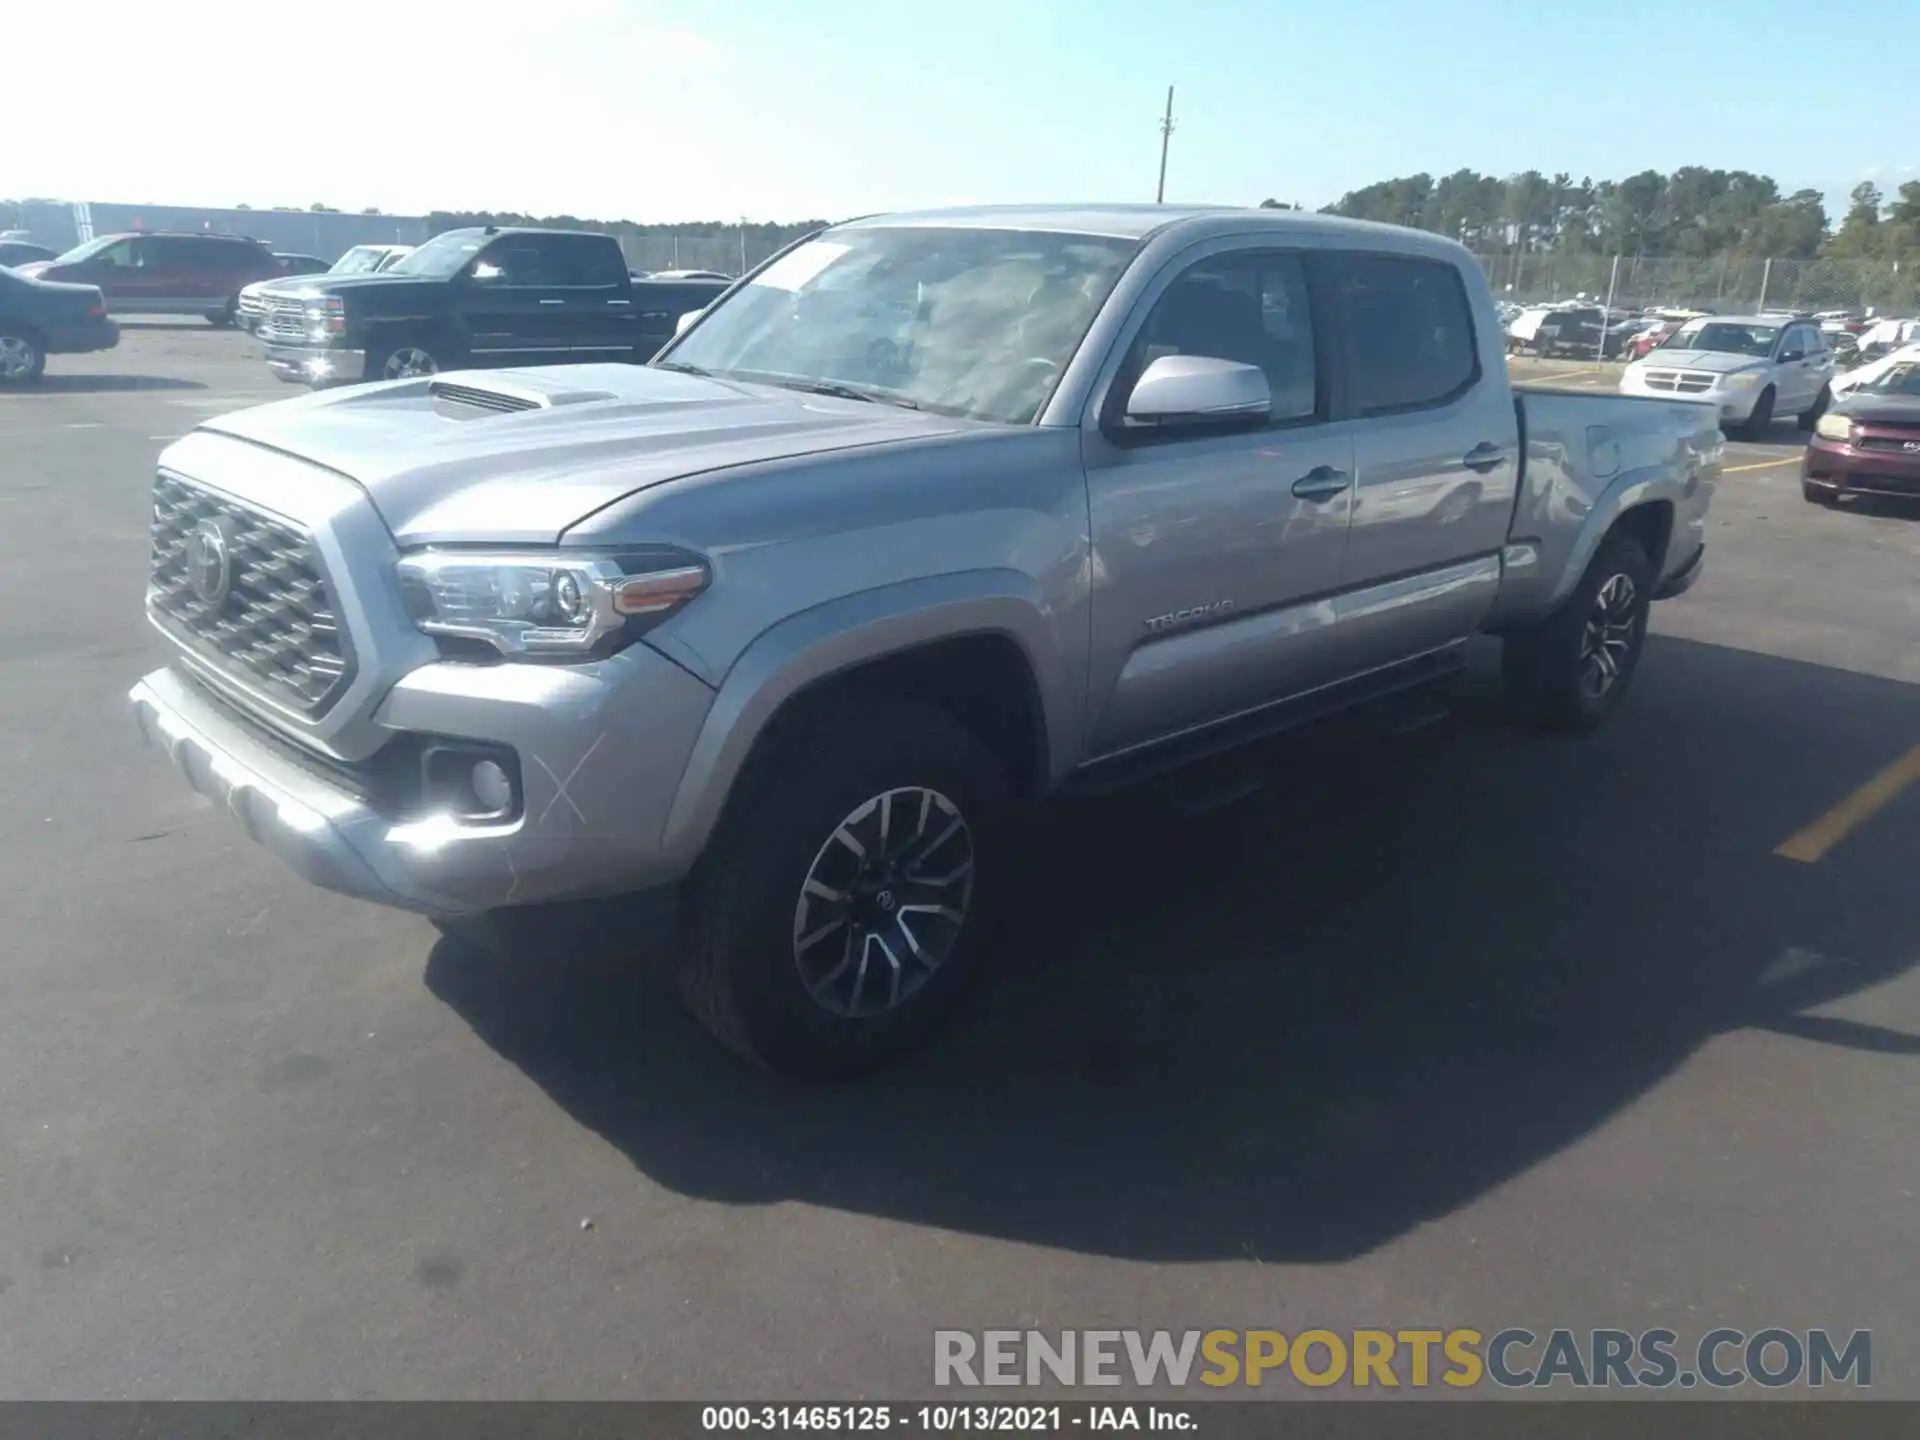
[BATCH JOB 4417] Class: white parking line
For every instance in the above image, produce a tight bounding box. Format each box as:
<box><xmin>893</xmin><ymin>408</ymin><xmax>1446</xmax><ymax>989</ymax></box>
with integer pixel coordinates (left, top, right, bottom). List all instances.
<box><xmin>65</xmin><ymin>422</ymin><xmax>105</xmax><ymax>429</ymax></box>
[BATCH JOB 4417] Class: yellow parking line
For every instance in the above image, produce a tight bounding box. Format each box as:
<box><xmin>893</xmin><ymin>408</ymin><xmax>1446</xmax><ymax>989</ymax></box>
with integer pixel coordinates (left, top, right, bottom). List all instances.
<box><xmin>1724</xmin><ymin>457</ymin><xmax>1800</xmax><ymax>474</ymax></box>
<box><xmin>1775</xmin><ymin>744</ymin><xmax>1920</xmax><ymax>863</ymax></box>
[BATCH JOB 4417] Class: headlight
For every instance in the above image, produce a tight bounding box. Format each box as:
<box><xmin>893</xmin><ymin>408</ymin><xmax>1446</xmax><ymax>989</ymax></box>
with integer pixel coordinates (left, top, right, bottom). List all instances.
<box><xmin>1814</xmin><ymin>413</ymin><xmax>1854</xmax><ymax>442</ymax></box>
<box><xmin>303</xmin><ymin>295</ymin><xmax>346</xmax><ymax>339</ymax></box>
<box><xmin>1721</xmin><ymin>370</ymin><xmax>1764</xmax><ymax>389</ymax></box>
<box><xmin>396</xmin><ymin>551</ymin><xmax>710</xmax><ymax>658</ymax></box>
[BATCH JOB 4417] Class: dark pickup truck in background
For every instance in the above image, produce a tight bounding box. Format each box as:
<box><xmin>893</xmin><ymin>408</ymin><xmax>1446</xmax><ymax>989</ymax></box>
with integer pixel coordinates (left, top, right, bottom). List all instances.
<box><xmin>258</xmin><ymin>226</ymin><xmax>731</xmax><ymax>386</ymax></box>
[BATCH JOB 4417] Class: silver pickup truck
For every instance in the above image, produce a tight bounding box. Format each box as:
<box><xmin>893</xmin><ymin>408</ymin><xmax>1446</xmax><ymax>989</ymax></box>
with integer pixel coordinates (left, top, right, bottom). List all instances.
<box><xmin>130</xmin><ymin>205</ymin><xmax>1720</xmax><ymax>1076</ymax></box>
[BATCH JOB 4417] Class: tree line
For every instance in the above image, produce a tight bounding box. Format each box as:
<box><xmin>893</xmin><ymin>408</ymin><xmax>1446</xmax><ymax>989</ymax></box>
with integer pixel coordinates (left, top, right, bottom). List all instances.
<box><xmin>1318</xmin><ymin>168</ymin><xmax>1920</xmax><ymax>263</ymax></box>
<box><xmin>423</xmin><ymin>210</ymin><xmax>829</xmax><ymax>253</ymax></box>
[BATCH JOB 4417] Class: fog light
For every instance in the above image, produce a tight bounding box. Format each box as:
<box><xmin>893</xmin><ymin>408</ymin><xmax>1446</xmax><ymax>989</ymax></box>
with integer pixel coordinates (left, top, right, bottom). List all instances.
<box><xmin>470</xmin><ymin>760</ymin><xmax>513</xmax><ymax>814</ymax></box>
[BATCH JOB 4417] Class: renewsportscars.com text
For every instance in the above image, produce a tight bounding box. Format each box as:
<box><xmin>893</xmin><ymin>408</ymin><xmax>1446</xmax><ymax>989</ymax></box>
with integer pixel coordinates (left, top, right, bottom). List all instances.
<box><xmin>933</xmin><ymin>1328</ymin><xmax>1871</xmax><ymax>1390</ymax></box>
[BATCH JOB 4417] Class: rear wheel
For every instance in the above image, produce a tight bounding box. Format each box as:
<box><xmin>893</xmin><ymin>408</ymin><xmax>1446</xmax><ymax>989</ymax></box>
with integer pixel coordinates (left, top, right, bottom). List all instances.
<box><xmin>0</xmin><ymin>329</ymin><xmax>46</xmax><ymax>386</ymax></box>
<box><xmin>677</xmin><ymin>698</ymin><xmax>1007</xmax><ymax>1078</ymax></box>
<box><xmin>1503</xmin><ymin>529</ymin><xmax>1655</xmax><ymax>733</ymax></box>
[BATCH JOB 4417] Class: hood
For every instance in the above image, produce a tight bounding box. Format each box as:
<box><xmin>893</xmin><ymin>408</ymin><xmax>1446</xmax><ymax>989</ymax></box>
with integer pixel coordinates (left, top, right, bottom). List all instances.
<box><xmin>1632</xmin><ymin>349</ymin><xmax>1770</xmax><ymax>375</ymax></box>
<box><xmin>1832</xmin><ymin>392</ymin><xmax>1920</xmax><ymax>425</ymax></box>
<box><xmin>285</xmin><ymin>273</ymin><xmax>427</xmax><ymax>296</ymax></box>
<box><xmin>193</xmin><ymin>363</ymin><xmax>978</xmax><ymax>545</ymax></box>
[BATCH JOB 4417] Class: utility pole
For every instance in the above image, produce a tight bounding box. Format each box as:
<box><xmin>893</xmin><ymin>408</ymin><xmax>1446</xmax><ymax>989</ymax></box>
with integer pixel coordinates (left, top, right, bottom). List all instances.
<box><xmin>1155</xmin><ymin>86</ymin><xmax>1175</xmax><ymax>204</ymax></box>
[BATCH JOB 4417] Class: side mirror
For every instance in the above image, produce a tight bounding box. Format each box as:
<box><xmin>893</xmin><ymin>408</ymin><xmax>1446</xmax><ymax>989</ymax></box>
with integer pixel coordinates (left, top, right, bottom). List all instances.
<box><xmin>1779</xmin><ymin>349</ymin><xmax>1804</xmax><ymax>363</ymax></box>
<box><xmin>674</xmin><ymin>308</ymin><xmax>705</xmax><ymax>337</ymax></box>
<box><xmin>1123</xmin><ymin>355</ymin><xmax>1270</xmax><ymax>425</ymax></box>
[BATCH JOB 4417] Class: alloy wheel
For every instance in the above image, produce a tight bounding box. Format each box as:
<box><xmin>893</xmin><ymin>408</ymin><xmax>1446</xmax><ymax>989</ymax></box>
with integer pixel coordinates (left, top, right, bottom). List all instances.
<box><xmin>0</xmin><ymin>335</ymin><xmax>38</xmax><ymax>379</ymax></box>
<box><xmin>791</xmin><ymin>786</ymin><xmax>976</xmax><ymax>1019</ymax></box>
<box><xmin>1579</xmin><ymin>572</ymin><xmax>1638</xmax><ymax>700</ymax></box>
<box><xmin>384</xmin><ymin>347</ymin><xmax>438</xmax><ymax>379</ymax></box>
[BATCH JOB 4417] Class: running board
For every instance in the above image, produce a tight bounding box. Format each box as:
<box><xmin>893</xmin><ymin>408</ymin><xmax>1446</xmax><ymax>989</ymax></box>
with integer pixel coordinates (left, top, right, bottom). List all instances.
<box><xmin>1063</xmin><ymin>647</ymin><xmax>1467</xmax><ymax>799</ymax></box>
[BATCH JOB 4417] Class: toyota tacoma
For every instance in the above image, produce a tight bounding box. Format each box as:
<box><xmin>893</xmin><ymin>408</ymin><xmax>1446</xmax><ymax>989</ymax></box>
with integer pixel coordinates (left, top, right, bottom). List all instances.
<box><xmin>131</xmin><ymin>205</ymin><xmax>1720</xmax><ymax>1076</ymax></box>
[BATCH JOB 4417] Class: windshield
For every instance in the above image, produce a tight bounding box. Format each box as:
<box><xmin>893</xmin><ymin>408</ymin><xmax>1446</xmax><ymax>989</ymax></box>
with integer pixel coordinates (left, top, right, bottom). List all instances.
<box><xmin>49</xmin><ymin>234</ymin><xmax>121</xmax><ymax>265</ymax></box>
<box><xmin>1861</xmin><ymin>362</ymin><xmax>1920</xmax><ymax>397</ymax></box>
<box><xmin>330</xmin><ymin>246</ymin><xmax>387</xmax><ymax>276</ymax></box>
<box><xmin>658</xmin><ymin>226</ymin><xmax>1141</xmax><ymax>423</ymax></box>
<box><xmin>385</xmin><ymin>232</ymin><xmax>486</xmax><ymax>279</ymax></box>
<box><xmin>1665</xmin><ymin>321</ymin><xmax>1779</xmax><ymax>357</ymax></box>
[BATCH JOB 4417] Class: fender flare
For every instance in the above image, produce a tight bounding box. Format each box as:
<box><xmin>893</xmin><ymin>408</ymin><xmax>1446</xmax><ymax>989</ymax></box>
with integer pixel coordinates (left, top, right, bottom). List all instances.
<box><xmin>1545</xmin><ymin>465</ymin><xmax>1692</xmax><ymax>611</ymax></box>
<box><xmin>657</xmin><ymin>570</ymin><xmax>1074</xmax><ymax>867</ymax></box>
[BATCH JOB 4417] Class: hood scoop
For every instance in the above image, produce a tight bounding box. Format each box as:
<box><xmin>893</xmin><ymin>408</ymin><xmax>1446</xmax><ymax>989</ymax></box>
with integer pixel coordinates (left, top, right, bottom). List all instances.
<box><xmin>428</xmin><ymin>376</ymin><xmax>617</xmax><ymax>418</ymax></box>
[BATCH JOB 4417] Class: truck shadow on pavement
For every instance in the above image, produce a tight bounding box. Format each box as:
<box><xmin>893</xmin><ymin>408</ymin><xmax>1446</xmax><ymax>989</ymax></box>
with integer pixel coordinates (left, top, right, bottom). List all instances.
<box><xmin>426</xmin><ymin>633</ymin><xmax>1920</xmax><ymax>1263</ymax></box>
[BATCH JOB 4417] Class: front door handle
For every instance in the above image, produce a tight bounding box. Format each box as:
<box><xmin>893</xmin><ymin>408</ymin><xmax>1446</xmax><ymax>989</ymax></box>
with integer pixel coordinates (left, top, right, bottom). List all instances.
<box><xmin>1463</xmin><ymin>442</ymin><xmax>1507</xmax><ymax>474</ymax></box>
<box><xmin>1291</xmin><ymin>465</ymin><xmax>1350</xmax><ymax>501</ymax></box>
<box><xmin>539</xmin><ymin>298</ymin><xmax>565</xmax><ymax>306</ymax></box>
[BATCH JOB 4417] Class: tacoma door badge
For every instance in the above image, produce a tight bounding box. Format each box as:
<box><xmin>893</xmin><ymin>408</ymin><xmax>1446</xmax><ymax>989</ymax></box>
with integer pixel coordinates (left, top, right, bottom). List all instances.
<box><xmin>1144</xmin><ymin>599</ymin><xmax>1235</xmax><ymax>633</ymax></box>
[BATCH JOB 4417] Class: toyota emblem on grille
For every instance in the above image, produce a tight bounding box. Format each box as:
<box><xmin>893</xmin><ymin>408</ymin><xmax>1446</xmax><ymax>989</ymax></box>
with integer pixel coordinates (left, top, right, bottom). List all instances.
<box><xmin>187</xmin><ymin>516</ymin><xmax>236</xmax><ymax>608</ymax></box>
<box><xmin>1903</xmin><ymin>441</ymin><xmax>1920</xmax><ymax>454</ymax></box>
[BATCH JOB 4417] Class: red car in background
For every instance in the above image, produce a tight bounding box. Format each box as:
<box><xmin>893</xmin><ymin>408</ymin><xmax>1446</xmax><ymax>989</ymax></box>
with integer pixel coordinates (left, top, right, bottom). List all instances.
<box><xmin>17</xmin><ymin>232</ymin><xmax>280</xmax><ymax>327</ymax></box>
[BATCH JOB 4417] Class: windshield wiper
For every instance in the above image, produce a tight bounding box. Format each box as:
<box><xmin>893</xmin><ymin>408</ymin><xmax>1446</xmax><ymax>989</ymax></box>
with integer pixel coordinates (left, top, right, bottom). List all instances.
<box><xmin>653</xmin><ymin>360</ymin><xmax>712</xmax><ymax>377</ymax></box>
<box><xmin>762</xmin><ymin>377</ymin><xmax>920</xmax><ymax>410</ymax></box>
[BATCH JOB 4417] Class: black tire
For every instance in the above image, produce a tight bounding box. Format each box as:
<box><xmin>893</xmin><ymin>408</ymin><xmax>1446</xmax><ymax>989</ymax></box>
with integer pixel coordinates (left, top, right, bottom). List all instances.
<box><xmin>677</xmin><ymin>697</ymin><xmax>1008</xmax><ymax>1078</ymax></box>
<box><xmin>1502</xmin><ymin>529</ymin><xmax>1655</xmax><ymax>733</ymax></box>
<box><xmin>364</xmin><ymin>335</ymin><xmax>442</xmax><ymax>382</ymax></box>
<box><xmin>206</xmin><ymin>299</ymin><xmax>236</xmax><ymax>328</ymax></box>
<box><xmin>1732</xmin><ymin>385</ymin><xmax>1775</xmax><ymax>440</ymax></box>
<box><xmin>1803</xmin><ymin>481</ymin><xmax>1837</xmax><ymax>506</ymax></box>
<box><xmin>1796</xmin><ymin>385</ymin><xmax>1831</xmax><ymax>430</ymax></box>
<box><xmin>0</xmin><ymin>327</ymin><xmax>46</xmax><ymax>386</ymax></box>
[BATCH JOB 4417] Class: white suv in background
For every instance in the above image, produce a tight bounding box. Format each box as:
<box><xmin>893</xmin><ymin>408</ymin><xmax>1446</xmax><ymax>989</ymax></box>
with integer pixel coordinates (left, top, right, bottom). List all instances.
<box><xmin>1620</xmin><ymin>314</ymin><xmax>1834</xmax><ymax>438</ymax></box>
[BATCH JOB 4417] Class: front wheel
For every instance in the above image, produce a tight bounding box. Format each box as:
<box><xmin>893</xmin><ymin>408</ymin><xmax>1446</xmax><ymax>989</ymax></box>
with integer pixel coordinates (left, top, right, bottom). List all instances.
<box><xmin>366</xmin><ymin>339</ymin><xmax>440</xmax><ymax>381</ymax></box>
<box><xmin>206</xmin><ymin>299</ymin><xmax>236</xmax><ymax>328</ymax></box>
<box><xmin>1797</xmin><ymin>385</ymin><xmax>1831</xmax><ymax>430</ymax></box>
<box><xmin>0</xmin><ymin>329</ymin><xmax>46</xmax><ymax>386</ymax></box>
<box><xmin>1732</xmin><ymin>386</ymin><xmax>1775</xmax><ymax>440</ymax></box>
<box><xmin>1502</xmin><ymin>530</ymin><xmax>1655</xmax><ymax>733</ymax></box>
<box><xmin>677</xmin><ymin>698</ymin><xmax>1007</xmax><ymax>1077</ymax></box>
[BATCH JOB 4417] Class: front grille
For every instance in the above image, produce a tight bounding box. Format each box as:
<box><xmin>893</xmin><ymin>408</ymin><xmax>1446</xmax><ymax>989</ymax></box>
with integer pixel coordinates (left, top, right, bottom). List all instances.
<box><xmin>1857</xmin><ymin>434</ymin><xmax>1920</xmax><ymax>453</ymax></box>
<box><xmin>1641</xmin><ymin>369</ymin><xmax>1716</xmax><ymax>395</ymax></box>
<box><xmin>261</xmin><ymin>295</ymin><xmax>310</xmax><ymax>344</ymax></box>
<box><xmin>148</xmin><ymin>473</ymin><xmax>354</xmax><ymax>715</ymax></box>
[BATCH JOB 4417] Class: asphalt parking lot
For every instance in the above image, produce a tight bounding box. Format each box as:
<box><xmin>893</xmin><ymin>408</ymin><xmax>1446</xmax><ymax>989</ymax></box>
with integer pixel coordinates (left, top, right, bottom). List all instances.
<box><xmin>2</xmin><ymin>326</ymin><xmax>1918</xmax><ymax>1399</ymax></box>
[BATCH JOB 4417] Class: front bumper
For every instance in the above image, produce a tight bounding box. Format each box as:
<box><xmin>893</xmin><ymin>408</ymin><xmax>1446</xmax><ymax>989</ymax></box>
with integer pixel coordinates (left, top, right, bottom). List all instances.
<box><xmin>1803</xmin><ymin>437</ymin><xmax>1920</xmax><ymax>499</ymax></box>
<box><xmin>44</xmin><ymin>317</ymin><xmax>120</xmax><ymax>355</ymax></box>
<box><xmin>1620</xmin><ymin>372</ymin><xmax>1762</xmax><ymax>422</ymax></box>
<box><xmin>130</xmin><ymin>647</ymin><xmax>717</xmax><ymax>917</ymax></box>
<box><xmin>265</xmin><ymin>342</ymin><xmax>366</xmax><ymax>387</ymax></box>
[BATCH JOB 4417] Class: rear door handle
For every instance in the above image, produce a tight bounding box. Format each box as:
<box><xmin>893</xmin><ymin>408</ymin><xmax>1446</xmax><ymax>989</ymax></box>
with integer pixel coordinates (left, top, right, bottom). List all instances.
<box><xmin>1463</xmin><ymin>442</ymin><xmax>1507</xmax><ymax>473</ymax></box>
<box><xmin>1291</xmin><ymin>465</ymin><xmax>1350</xmax><ymax>501</ymax></box>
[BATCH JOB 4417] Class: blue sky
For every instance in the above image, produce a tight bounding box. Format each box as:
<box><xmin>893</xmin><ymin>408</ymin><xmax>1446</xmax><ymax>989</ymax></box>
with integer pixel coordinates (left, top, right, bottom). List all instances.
<box><xmin>12</xmin><ymin>0</ymin><xmax>1914</xmax><ymax>224</ymax></box>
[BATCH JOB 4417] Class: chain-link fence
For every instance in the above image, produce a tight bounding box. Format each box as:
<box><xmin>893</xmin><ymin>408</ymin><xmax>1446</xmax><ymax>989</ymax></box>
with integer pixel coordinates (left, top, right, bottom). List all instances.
<box><xmin>1474</xmin><ymin>253</ymin><xmax>1916</xmax><ymax>315</ymax></box>
<box><xmin>619</xmin><ymin>231</ymin><xmax>794</xmax><ymax>277</ymax></box>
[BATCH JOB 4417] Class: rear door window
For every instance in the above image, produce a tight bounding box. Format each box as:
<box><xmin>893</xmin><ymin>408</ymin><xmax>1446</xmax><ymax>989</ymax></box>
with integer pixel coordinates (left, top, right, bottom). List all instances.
<box><xmin>545</xmin><ymin>236</ymin><xmax>628</xmax><ymax>288</ymax></box>
<box><xmin>1332</xmin><ymin>255</ymin><xmax>1479</xmax><ymax>415</ymax></box>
